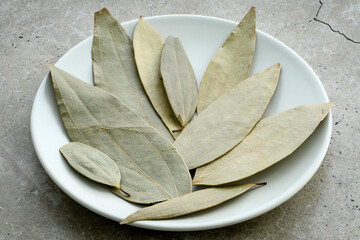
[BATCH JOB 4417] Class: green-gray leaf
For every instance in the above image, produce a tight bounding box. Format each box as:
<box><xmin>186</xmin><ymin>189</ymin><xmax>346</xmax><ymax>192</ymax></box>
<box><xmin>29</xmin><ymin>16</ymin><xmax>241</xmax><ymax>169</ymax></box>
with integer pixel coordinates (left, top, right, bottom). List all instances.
<box><xmin>49</xmin><ymin>65</ymin><xmax>192</xmax><ymax>204</ymax></box>
<box><xmin>60</xmin><ymin>142</ymin><xmax>121</xmax><ymax>189</ymax></box>
<box><xmin>161</xmin><ymin>36</ymin><xmax>198</xmax><ymax>127</ymax></box>
<box><xmin>193</xmin><ymin>103</ymin><xmax>333</xmax><ymax>185</ymax></box>
<box><xmin>197</xmin><ymin>7</ymin><xmax>256</xmax><ymax>113</ymax></box>
<box><xmin>121</xmin><ymin>183</ymin><xmax>261</xmax><ymax>224</ymax></box>
<box><xmin>133</xmin><ymin>17</ymin><xmax>182</xmax><ymax>137</ymax></box>
<box><xmin>91</xmin><ymin>9</ymin><xmax>173</xmax><ymax>141</ymax></box>
<box><xmin>174</xmin><ymin>64</ymin><xmax>281</xmax><ymax>170</ymax></box>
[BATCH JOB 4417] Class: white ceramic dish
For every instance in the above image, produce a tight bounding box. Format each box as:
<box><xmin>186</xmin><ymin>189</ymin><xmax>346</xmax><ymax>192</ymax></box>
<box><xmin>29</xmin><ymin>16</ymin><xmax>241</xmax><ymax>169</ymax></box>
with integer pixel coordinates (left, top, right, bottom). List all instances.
<box><xmin>31</xmin><ymin>15</ymin><xmax>331</xmax><ymax>231</ymax></box>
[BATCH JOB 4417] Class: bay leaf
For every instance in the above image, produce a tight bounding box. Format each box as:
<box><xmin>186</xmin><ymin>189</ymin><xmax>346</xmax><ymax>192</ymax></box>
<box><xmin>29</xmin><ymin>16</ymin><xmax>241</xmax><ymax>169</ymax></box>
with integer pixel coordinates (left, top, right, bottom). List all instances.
<box><xmin>120</xmin><ymin>182</ymin><xmax>263</xmax><ymax>224</ymax></box>
<box><xmin>193</xmin><ymin>103</ymin><xmax>333</xmax><ymax>186</ymax></box>
<box><xmin>174</xmin><ymin>63</ymin><xmax>281</xmax><ymax>170</ymax></box>
<box><xmin>92</xmin><ymin>9</ymin><xmax>173</xmax><ymax>141</ymax></box>
<box><xmin>160</xmin><ymin>36</ymin><xmax>198</xmax><ymax>127</ymax></box>
<box><xmin>133</xmin><ymin>17</ymin><xmax>182</xmax><ymax>137</ymax></box>
<box><xmin>49</xmin><ymin>65</ymin><xmax>192</xmax><ymax>204</ymax></box>
<box><xmin>197</xmin><ymin>7</ymin><xmax>256</xmax><ymax>113</ymax></box>
<box><xmin>60</xmin><ymin>142</ymin><xmax>121</xmax><ymax>189</ymax></box>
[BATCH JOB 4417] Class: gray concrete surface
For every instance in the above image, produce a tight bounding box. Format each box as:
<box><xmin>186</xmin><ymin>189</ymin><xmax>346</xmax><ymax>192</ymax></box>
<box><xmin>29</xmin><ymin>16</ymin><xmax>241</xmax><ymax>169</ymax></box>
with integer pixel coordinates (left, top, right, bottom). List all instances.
<box><xmin>1</xmin><ymin>0</ymin><xmax>359</xmax><ymax>239</ymax></box>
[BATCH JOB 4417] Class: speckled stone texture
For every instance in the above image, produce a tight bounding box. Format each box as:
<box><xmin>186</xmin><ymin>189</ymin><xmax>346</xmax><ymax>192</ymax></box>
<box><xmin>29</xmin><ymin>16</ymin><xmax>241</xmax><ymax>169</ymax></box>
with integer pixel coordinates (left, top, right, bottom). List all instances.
<box><xmin>0</xmin><ymin>0</ymin><xmax>359</xmax><ymax>239</ymax></box>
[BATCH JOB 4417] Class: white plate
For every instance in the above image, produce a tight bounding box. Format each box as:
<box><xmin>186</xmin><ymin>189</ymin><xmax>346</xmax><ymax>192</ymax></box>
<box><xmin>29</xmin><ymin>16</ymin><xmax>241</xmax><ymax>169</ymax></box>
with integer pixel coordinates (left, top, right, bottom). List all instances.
<box><xmin>31</xmin><ymin>15</ymin><xmax>331</xmax><ymax>231</ymax></box>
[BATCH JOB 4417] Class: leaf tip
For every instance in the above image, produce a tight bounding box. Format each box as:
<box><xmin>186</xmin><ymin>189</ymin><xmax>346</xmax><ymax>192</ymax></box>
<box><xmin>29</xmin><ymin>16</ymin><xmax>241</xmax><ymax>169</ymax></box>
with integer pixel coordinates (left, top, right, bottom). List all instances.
<box><xmin>46</xmin><ymin>64</ymin><xmax>55</xmax><ymax>70</ymax></box>
<box><xmin>321</xmin><ymin>102</ymin><xmax>334</xmax><ymax>115</ymax></box>
<box><xmin>244</xmin><ymin>6</ymin><xmax>256</xmax><ymax>20</ymax></box>
<box><xmin>95</xmin><ymin>7</ymin><xmax>109</xmax><ymax>17</ymax></box>
<box><xmin>58</xmin><ymin>147</ymin><xmax>64</xmax><ymax>155</ymax></box>
<box><xmin>119</xmin><ymin>219</ymin><xmax>128</xmax><ymax>225</ymax></box>
<box><xmin>139</xmin><ymin>16</ymin><xmax>143</xmax><ymax>20</ymax></box>
<box><xmin>120</xmin><ymin>217</ymin><xmax>134</xmax><ymax>225</ymax></box>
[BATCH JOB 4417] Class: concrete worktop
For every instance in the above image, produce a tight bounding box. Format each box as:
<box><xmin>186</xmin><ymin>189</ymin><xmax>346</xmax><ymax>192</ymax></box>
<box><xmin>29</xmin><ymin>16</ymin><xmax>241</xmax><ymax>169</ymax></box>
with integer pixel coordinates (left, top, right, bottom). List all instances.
<box><xmin>1</xmin><ymin>0</ymin><xmax>359</xmax><ymax>239</ymax></box>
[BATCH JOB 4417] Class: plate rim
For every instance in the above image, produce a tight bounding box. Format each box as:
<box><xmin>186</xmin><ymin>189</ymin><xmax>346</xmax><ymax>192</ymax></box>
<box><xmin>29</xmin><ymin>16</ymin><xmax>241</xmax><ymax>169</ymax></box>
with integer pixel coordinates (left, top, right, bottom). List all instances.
<box><xmin>31</xmin><ymin>14</ymin><xmax>332</xmax><ymax>231</ymax></box>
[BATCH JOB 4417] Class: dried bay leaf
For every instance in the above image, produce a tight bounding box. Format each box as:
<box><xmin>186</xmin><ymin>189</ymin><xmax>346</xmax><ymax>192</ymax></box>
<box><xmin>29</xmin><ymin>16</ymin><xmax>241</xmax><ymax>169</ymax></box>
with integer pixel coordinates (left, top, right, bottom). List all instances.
<box><xmin>197</xmin><ymin>7</ymin><xmax>256</xmax><ymax>113</ymax></box>
<box><xmin>49</xmin><ymin>65</ymin><xmax>192</xmax><ymax>204</ymax></box>
<box><xmin>174</xmin><ymin>64</ymin><xmax>281</xmax><ymax>170</ymax></box>
<box><xmin>120</xmin><ymin>183</ymin><xmax>263</xmax><ymax>224</ymax></box>
<box><xmin>92</xmin><ymin>9</ymin><xmax>173</xmax><ymax>141</ymax></box>
<box><xmin>160</xmin><ymin>36</ymin><xmax>198</xmax><ymax>127</ymax></box>
<box><xmin>133</xmin><ymin>17</ymin><xmax>182</xmax><ymax>137</ymax></box>
<box><xmin>193</xmin><ymin>103</ymin><xmax>333</xmax><ymax>186</ymax></box>
<box><xmin>60</xmin><ymin>142</ymin><xmax>121</xmax><ymax>189</ymax></box>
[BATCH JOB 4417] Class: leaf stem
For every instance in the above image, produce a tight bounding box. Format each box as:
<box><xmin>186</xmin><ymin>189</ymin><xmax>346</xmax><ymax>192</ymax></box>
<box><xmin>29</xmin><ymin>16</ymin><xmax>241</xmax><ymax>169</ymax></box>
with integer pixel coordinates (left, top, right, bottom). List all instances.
<box><xmin>120</xmin><ymin>188</ymin><xmax>131</xmax><ymax>197</ymax></box>
<box><xmin>255</xmin><ymin>182</ymin><xmax>267</xmax><ymax>186</ymax></box>
<box><xmin>172</xmin><ymin>127</ymin><xmax>184</xmax><ymax>133</ymax></box>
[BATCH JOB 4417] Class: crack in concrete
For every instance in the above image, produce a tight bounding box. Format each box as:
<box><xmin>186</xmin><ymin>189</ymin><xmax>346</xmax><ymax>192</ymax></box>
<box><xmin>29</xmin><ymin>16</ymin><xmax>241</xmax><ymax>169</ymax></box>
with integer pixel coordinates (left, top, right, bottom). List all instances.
<box><xmin>313</xmin><ymin>1</ymin><xmax>360</xmax><ymax>44</ymax></box>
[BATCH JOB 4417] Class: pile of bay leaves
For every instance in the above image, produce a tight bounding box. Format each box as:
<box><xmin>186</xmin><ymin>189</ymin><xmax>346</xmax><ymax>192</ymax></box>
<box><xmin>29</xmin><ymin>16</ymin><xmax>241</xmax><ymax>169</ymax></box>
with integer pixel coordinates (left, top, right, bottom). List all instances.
<box><xmin>48</xmin><ymin>7</ymin><xmax>333</xmax><ymax>224</ymax></box>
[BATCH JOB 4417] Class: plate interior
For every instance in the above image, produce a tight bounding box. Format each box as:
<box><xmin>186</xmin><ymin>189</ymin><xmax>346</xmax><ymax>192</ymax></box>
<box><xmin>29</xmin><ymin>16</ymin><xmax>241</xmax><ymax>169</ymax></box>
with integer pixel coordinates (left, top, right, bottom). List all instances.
<box><xmin>31</xmin><ymin>15</ymin><xmax>331</xmax><ymax>231</ymax></box>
